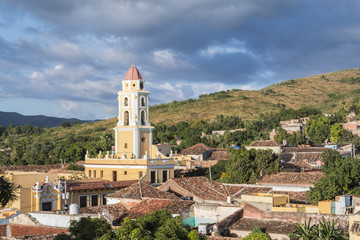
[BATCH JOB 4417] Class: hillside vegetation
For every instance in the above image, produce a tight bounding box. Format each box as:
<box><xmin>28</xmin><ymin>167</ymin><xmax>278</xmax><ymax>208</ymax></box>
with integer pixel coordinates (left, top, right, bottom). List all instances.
<box><xmin>150</xmin><ymin>68</ymin><xmax>360</xmax><ymax>124</ymax></box>
<box><xmin>2</xmin><ymin>68</ymin><xmax>360</xmax><ymax>166</ymax></box>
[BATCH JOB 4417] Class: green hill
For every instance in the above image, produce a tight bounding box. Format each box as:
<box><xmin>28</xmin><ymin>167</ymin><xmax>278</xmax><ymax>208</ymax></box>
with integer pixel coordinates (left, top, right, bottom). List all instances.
<box><xmin>149</xmin><ymin>68</ymin><xmax>360</xmax><ymax>124</ymax></box>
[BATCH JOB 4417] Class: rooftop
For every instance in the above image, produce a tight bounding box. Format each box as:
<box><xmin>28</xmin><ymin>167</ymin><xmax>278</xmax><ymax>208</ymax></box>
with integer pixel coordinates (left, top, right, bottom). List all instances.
<box><xmin>126</xmin><ymin>199</ymin><xmax>194</xmax><ymax>219</ymax></box>
<box><xmin>106</xmin><ymin>181</ymin><xmax>180</xmax><ymax>200</ymax></box>
<box><xmin>207</xmin><ymin>149</ymin><xmax>232</xmax><ymax>161</ymax></box>
<box><xmin>67</xmin><ymin>179</ymin><xmax>138</xmax><ymax>191</ymax></box>
<box><xmin>181</xmin><ymin>143</ymin><xmax>212</xmax><ymax>155</ymax></box>
<box><xmin>124</xmin><ymin>65</ymin><xmax>143</xmax><ymax>80</ymax></box>
<box><xmin>79</xmin><ymin>203</ymin><xmax>128</xmax><ymax>221</ymax></box>
<box><xmin>0</xmin><ymin>164</ymin><xmax>65</xmax><ymax>174</ymax></box>
<box><xmin>258</xmin><ymin>172</ymin><xmax>324</xmax><ymax>185</ymax></box>
<box><xmin>0</xmin><ymin>224</ymin><xmax>68</xmax><ymax>238</ymax></box>
<box><xmin>248</xmin><ymin>140</ymin><xmax>281</xmax><ymax>147</ymax></box>
<box><xmin>162</xmin><ymin>176</ymin><xmax>229</xmax><ymax>202</ymax></box>
<box><xmin>229</xmin><ymin>217</ymin><xmax>296</xmax><ymax>234</ymax></box>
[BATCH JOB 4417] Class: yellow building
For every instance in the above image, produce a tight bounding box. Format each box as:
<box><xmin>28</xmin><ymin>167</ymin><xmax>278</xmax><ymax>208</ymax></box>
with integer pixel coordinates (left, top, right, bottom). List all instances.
<box><xmin>84</xmin><ymin>65</ymin><xmax>175</xmax><ymax>184</ymax></box>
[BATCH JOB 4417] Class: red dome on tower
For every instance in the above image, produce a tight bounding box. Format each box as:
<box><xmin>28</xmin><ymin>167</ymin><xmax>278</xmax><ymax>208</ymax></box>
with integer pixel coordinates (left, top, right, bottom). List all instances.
<box><xmin>124</xmin><ymin>65</ymin><xmax>143</xmax><ymax>80</ymax></box>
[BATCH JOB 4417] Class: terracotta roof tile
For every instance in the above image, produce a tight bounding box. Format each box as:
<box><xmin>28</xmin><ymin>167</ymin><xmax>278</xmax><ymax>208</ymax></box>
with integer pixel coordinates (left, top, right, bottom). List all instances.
<box><xmin>229</xmin><ymin>217</ymin><xmax>296</xmax><ymax>234</ymax></box>
<box><xmin>181</xmin><ymin>143</ymin><xmax>212</xmax><ymax>155</ymax></box>
<box><xmin>0</xmin><ymin>164</ymin><xmax>65</xmax><ymax>173</ymax></box>
<box><xmin>68</xmin><ymin>180</ymin><xmax>138</xmax><ymax>191</ymax></box>
<box><xmin>258</xmin><ymin>172</ymin><xmax>324</xmax><ymax>185</ymax></box>
<box><xmin>79</xmin><ymin>203</ymin><xmax>128</xmax><ymax>220</ymax></box>
<box><xmin>169</xmin><ymin>176</ymin><xmax>229</xmax><ymax>202</ymax></box>
<box><xmin>3</xmin><ymin>224</ymin><xmax>67</xmax><ymax>238</ymax></box>
<box><xmin>249</xmin><ymin>140</ymin><xmax>281</xmax><ymax>147</ymax></box>
<box><xmin>126</xmin><ymin>199</ymin><xmax>194</xmax><ymax>219</ymax></box>
<box><xmin>207</xmin><ymin>149</ymin><xmax>232</xmax><ymax>161</ymax></box>
<box><xmin>283</xmin><ymin>147</ymin><xmax>325</xmax><ymax>153</ymax></box>
<box><xmin>106</xmin><ymin>181</ymin><xmax>180</xmax><ymax>200</ymax></box>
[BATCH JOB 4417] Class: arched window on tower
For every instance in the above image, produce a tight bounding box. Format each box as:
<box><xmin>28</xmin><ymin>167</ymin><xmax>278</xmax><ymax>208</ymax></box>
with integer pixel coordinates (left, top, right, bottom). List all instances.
<box><xmin>141</xmin><ymin>110</ymin><xmax>146</xmax><ymax>125</ymax></box>
<box><xmin>124</xmin><ymin>111</ymin><xmax>129</xmax><ymax>126</ymax></box>
<box><xmin>141</xmin><ymin>97</ymin><xmax>145</xmax><ymax>107</ymax></box>
<box><xmin>124</xmin><ymin>97</ymin><xmax>128</xmax><ymax>107</ymax></box>
<box><xmin>140</xmin><ymin>82</ymin><xmax>144</xmax><ymax>90</ymax></box>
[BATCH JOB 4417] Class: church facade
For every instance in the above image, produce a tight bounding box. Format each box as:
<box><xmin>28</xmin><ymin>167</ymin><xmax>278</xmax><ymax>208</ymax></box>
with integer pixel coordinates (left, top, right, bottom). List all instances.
<box><xmin>84</xmin><ymin>66</ymin><xmax>175</xmax><ymax>184</ymax></box>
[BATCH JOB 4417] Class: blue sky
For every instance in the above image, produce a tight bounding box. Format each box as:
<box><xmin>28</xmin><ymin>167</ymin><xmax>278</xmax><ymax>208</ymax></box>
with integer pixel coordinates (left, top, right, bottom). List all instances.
<box><xmin>1</xmin><ymin>1</ymin><xmax>360</xmax><ymax>120</ymax></box>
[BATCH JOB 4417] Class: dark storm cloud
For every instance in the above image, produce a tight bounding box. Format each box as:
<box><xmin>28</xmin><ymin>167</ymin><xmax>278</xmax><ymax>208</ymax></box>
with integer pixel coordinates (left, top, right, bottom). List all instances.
<box><xmin>1</xmin><ymin>0</ymin><xmax>360</xmax><ymax>118</ymax></box>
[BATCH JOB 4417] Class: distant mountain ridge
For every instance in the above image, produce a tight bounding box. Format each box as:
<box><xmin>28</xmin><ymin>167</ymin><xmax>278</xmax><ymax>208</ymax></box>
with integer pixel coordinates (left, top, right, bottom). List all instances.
<box><xmin>0</xmin><ymin>111</ymin><xmax>91</xmax><ymax>128</ymax></box>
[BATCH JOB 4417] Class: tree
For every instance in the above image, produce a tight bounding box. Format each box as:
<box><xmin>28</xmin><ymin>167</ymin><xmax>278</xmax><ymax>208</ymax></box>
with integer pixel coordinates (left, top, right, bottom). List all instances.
<box><xmin>307</xmin><ymin>149</ymin><xmax>360</xmax><ymax>204</ymax></box>
<box><xmin>61</xmin><ymin>122</ymin><xmax>71</xmax><ymax>128</ymax></box>
<box><xmin>243</xmin><ymin>226</ymin><xmax>271</xmax><ymax>240</ymax></box>
<box><xmin>0</xmin><ymin>176</ymin><xmax>17</xmax><ymax>207</ymax></box>
<box><xmin>329</xmin><ymin>123</ymin><xmax>343</xmax><ymax>143</ymax></box>
<box><xmin>68</xmin><ymin>217</ymin><xmax>112</xmax><ymax>240</ymax></box>
<box><xmin>287</xmin><ymin>218</ymin><xmax>316</xmax><ymax>240</ymax></box>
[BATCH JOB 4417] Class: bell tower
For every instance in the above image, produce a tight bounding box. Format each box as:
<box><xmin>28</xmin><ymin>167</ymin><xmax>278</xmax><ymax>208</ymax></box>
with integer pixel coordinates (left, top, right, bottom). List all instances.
<box><xmin>114</xmin><ymin>65</ymin><xmax>153</xmax><ymax>159</ymax></box>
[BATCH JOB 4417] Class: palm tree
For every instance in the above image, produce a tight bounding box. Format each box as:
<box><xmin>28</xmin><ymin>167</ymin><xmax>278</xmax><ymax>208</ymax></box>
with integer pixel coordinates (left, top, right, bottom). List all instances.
<box><xmin>0</xmin><ymin>176</ymin><xmax>17</xmax><ymax>207</ymax></box>
<box><xmin>317</xmin><ymin>217</ymin><xmax>348</xmax><ymax>240</ymax></box>
<box><xmin>288</xmin><ymin>217</ymin><xmax>317</xmax><ymax>240</ymax></box>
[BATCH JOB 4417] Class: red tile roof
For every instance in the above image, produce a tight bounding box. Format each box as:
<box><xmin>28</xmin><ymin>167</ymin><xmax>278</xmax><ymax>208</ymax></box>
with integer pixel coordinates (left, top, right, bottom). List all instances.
<box><xmin>229</xmin><ymin>217</ymin><xmax>296</xmax><ymax>234</ymax></box>
<box><xmin>249</xmin><ymin>140</ymin><xmax>281</xmax><ymax>147</ymax></box>
<box><xmin>283</xmin><ymin>147</ymin><xmax>325</xmax><ymax>153</ymax></box>
<box><xmin>67</xmin><ymin>180</ymin><xmax>138</xmax><ymax>191</ymax></box>
<box><xmin>181</xmin><ymin>143</ymin><xmax>212</xmax><ymax>155</ymax></box>
<box><xmin>207</xmin><ymin>149</ymin><xmax>232</xmax><ymax>161</ymax></box>
<box><xmin>106</xmin><ymin>181</ymin><xmax>180</xmax><ymax>200</ymax></box>
<box><xmin>126</xmin><ymin>199</ymin><xmax>194</xmax><ymax>219</ymax></box>
<box><xmin>258</xmin><ymin>172</ymin><xmax>324</xmax><ymax>185</ymax></box>
<box><xmin>1</xmin><ymin>224</ymin><xmax>68</xmax><ymax>238</ymax></box>
<box><xmin>163</xmin><ymin>176</ymin><xmax>229</xmax><ymax>202</ymax></box>
<box><xmin>79</xmin><ymin>203</ymin><xmax>128</xmax><ymax>220</ymax></box>
<box><xmin>0</xmin><ymin>164</ymin><xmax>65</xmax><ymax>173</ymax></box>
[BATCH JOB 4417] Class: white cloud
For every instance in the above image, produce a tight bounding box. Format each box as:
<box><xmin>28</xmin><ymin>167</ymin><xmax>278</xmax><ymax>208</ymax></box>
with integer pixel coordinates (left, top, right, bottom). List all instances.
<box><xmin>200</xmin><ymin>39</ymin><xmax>255</xmax><ymax>58</ymax></box>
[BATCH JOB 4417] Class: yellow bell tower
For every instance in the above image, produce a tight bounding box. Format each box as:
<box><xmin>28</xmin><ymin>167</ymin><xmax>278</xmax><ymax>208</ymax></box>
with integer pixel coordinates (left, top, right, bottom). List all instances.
<box><xmin>114</xmin><ymin>65</ymin><xmax>153</xmax><ymax>159</ymax></box>
<box><xmin>84</xmin><ymin>65</ymin><xmax>175</xmax><ymax>184</ymax></box>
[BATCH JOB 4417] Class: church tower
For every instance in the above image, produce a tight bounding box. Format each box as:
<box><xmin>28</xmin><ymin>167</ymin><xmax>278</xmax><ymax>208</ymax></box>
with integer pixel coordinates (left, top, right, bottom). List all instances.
<box><xmin>114</xmin><ymin>65</ymin><xmax>153</xmax><ymax>159</ymax></box>
<box><xmin>84</xmin><ymin>65</ymin><xmax>175</xmax><ymax>184</ymax></box>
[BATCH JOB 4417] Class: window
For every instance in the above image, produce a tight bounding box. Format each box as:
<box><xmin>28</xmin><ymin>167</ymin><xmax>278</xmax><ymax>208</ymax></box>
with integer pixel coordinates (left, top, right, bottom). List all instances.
<box><xmin>162</xmin><ymin>170</ymin><xmax>168</xmax><ymax>183</ymax></box>
<box><xmin>141</xmin><ymin>137</ymin><xmax>146</xmax><ymax>143</ymax></box>
<box><xmin>93</xmin><ymin>170</ymin><xmax>96</xmax><ymax>178</ymax></box>
<box><xmin>141</xmin><ymin>110</ymin><xmax>146</xmax><ymax>125</ymax></box>
<box><xmin>42</xmin><ymin>202</ymin><xmax>52</xmax><ymax>211</ymax></box>
<box><xmin>150</xmin><ymin>171</ymin><xmax>156</xmax><ymax>184</ymax></box>
<box><xmin>80</xmin><ymin>196</ymin><xmax>88</xmax><ymax>208</ymax></box>
<box><xmin>124</xmin><ymin>143</ymin><xmax>128</xmax><ymax>149</ymax></box>
<box><xmin>91</xmin><ymin>195</ymin><xmax>98</xmax><ymax>207</ymax></box>
<box><xmin>124</xmin><ymin>171</ymin><xmax>127</xmax><ymax>175</ymax></box>
<box><xmin>124</xmin><ymin>97</ymin><xmax>128</xmax><ymax>106</ymax></box>
<box><xmin>102</xmin><ymin>194</ymin><xmax>107</xmax><ymax>205</ymax></box>
<box><xmin>113</xmin><ymin>171</ymin><xmax>117</xmax><ymax>181</ymax></box>
<box><xmin>100</xmin><ymin>170</ymin><xmax>103</xmax><ymax>178</ymax></box>
<box><xmin>140</xmin><ymin>82</ymin><xmax>144</xmax><ymax>90</ymax></box>
<box><xmin>124</xmin><ymin>111</ymin><xmax>129</xmax><ymax>126</ymax></box>
<box><xmin>133</xmin><ymin>84</ymin><xmax>135</xmax><ymax>87</ymax></box>
<box><xmin>141</xmin><ymin>97</ymin><xmax>145</xmax><ymax>107</ymax></box>
<box><xmin>88</xmin><ymin>170</ymin><xmax>91</xmax><ymax>178</ymax></box>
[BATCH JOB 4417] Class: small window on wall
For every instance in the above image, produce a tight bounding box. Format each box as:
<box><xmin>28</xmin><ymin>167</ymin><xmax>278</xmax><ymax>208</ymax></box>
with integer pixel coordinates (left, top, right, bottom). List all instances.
<box><xmin>124</xmin><ymin>111</ymin><xmax>129</xmax><ymax>126</ymax></box>
<box><xmin>91</xmin><ymin>195</ymin><xmax>98</xmax><ymax>207</ymax></box>
<box><xmin>141</xmin><ymin>111</ymin><xmax>146</xmax><ymax>125</ymax></box>
<box><xmin>162</xmin><ymin>170</ymin><xmax>168</xmax><ymax>183</ymax></box>
<box><xmin>89</xmin><ymin>170</ymin><xmax>92</xmax><ymax>178</ymax></box>
<box><xmin>124</xmin><ymin>171</ymin><xmax>127</xmax><ymax>175</ymax></box>
<box><xmin>100</xmin><ymin>170</ymin><xmax>103</xmax><ymax>178</ymax></box>
<box><xmin>124</xmin><ymin>143</ymin><xmax>128</xmax><ymax>149</ymax></box>
<box><xmin>124</xmin><ymin>97</ymin><xmax>129</xmax><ymax>106</ymax></box>
<box><xmin>80</xmin><ymin>196</ymin><xmax>87</xmax><ymax>208</ymax></box>
<box><xmin>93</xmin><ymin>170</ymin><xmax>96</xmax><ymax>178</ymax></box>
<box><xmin>141</xmin><ymin>97</ymin><xmax>145</xmax><ymax>107</ymax></box>
<box><xmin>113</xmin><ymin>171</ymin><xmax>117</xmax><ymax>181</ymax></box>
<box><xmin>102</xmin><ymin>194</ymin><xmax>107</xmax><ymax>205</ymax></box>
<box><xmin>150</xmin><ymin>171</ymin><xmax>156</xmax><ymax>184</ymax></box>
<box><xmin>140</xmin><ymin>82</ymin><xmax>144</xmax><ymax>90</ymax></box>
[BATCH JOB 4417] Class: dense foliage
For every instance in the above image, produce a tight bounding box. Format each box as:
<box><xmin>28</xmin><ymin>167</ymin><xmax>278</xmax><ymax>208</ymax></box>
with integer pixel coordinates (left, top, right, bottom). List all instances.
<box><xmin>307</xmin><ymin>149</ymin><xmax>360</xmax><ymax>204</ymax></box>
<box><xmin>55</xmin><ymin>210</ymin><xmax>206</xmax><ymax>240</ymax></box>
<box><xmin>287</xmin><ymin>217</ymin><xmax>348</xmax><ymax>240</ymax></box>
<box><xmin>0</xmin><ymin>176</ymin><xmax>17</xmax><ymax>207</ymax></box>
<box><xmin>242</xmin><ymin>226</ymin><xmax>271</xmax><ymax>240</ymax></box>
